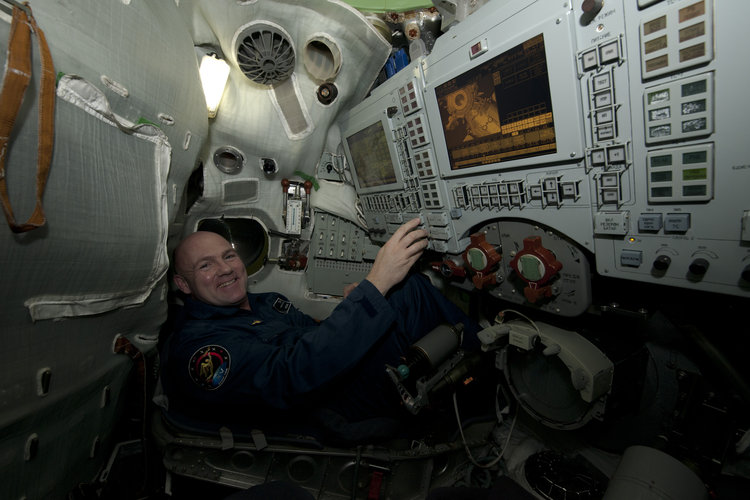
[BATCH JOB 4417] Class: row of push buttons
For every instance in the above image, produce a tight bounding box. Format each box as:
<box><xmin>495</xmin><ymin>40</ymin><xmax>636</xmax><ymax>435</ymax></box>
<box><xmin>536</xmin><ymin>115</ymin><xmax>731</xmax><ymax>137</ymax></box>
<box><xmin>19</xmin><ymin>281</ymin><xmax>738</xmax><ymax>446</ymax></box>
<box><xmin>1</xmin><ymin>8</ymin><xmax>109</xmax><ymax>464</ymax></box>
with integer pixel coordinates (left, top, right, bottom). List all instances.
<box><xmin>453</xmin><ymin>181</ymin><xmax>526</xmax><ymax>210</ymax></box>
<box><xmin>597</xmin><ymin>171</ymin><xmax>622</xmax><ymax>206</ymax></box>
<box><xmin>581</xmin><ymin>37</ymin><xmax>622</xmax><ymax>72</ymax></box>
<box><xmin>638</xmin><ymin>212</ymin><xmax>690</xmax><ymax>233</ymax></box>
<box><xmin>363</xmin><ymin>191</ymin><xmax>422</xmax><ymax>213</ymax></box>
<box><xmin>590</xmin><ymin>70</ymin><xmax>618</xmax><ymax>143</ymax></box>
<box><xmin>623</xmin><ymin>210</ymin><xmax>693</xmax><ymax>271</ymax></box>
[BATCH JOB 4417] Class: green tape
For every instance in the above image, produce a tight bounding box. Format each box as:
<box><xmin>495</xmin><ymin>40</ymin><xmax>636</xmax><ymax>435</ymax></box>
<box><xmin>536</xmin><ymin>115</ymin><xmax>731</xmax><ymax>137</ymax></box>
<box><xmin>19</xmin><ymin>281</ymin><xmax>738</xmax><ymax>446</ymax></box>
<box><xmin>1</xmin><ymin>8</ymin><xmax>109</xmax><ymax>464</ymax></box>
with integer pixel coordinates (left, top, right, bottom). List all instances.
<box><xmin>137</xmin><ymin>117</ymin><xmax>160</xmax><ymax>129</ymax></box>
<box><xmin>294</xmin><ymin>170</ymin><xmax>319</xmax><ymax>191</ymax></box>
<box><xmin>341</xmin><ymin>0</ymin><xmax>433</xmax><ymax>13</ymax></box>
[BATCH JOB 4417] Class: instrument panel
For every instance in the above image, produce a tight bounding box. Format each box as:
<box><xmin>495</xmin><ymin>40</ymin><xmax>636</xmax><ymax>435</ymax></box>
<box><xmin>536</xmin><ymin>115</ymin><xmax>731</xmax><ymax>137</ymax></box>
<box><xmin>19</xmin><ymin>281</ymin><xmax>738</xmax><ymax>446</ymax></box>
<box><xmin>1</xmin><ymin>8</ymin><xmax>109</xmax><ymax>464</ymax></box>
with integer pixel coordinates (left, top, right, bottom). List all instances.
<box><xmin>336</xmin><ymin>0</ymin><xmax>750</xmax><ymax>314</ymax></box>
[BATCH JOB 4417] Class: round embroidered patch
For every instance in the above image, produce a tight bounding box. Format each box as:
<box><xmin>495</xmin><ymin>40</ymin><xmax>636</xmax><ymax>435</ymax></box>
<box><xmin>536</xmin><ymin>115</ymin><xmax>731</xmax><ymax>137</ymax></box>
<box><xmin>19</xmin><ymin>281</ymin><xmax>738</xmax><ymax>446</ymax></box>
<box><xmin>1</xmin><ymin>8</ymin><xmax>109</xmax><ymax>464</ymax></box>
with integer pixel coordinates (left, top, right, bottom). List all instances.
<box><xmin>188</xmin><ymin>345</ymin><xmax>231</xmax><ymax>390</ymax></box>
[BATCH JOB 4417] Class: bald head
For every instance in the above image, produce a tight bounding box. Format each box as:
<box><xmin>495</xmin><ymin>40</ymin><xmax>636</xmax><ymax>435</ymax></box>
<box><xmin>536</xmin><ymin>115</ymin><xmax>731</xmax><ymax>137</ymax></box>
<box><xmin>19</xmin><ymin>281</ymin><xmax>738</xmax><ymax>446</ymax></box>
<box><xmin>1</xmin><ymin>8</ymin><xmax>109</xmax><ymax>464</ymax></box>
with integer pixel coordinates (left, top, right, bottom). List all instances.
<box><xmin>174</xmin><ymin>231</ymin><xmax>226</xmax><ymax>276</ymax></box>
<box><xmin>173</xmin><ymin>231</ymin><xmax>250</xmax><ymax>309</ymax></box>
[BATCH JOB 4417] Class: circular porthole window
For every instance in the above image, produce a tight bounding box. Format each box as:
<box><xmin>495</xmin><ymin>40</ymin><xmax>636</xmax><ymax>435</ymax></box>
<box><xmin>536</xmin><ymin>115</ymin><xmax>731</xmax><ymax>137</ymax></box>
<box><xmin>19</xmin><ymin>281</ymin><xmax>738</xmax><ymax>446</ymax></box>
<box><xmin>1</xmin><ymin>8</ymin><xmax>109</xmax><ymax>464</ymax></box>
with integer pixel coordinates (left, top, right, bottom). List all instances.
<box><xmin>213</xmin><ymin>146</ymin><xmax>245</xmax><ymax>175</ymax></box>
<box><xmin>197</xmin><ymin>218</ymin><xmax>269</xmax><ymax>276</ymax></box>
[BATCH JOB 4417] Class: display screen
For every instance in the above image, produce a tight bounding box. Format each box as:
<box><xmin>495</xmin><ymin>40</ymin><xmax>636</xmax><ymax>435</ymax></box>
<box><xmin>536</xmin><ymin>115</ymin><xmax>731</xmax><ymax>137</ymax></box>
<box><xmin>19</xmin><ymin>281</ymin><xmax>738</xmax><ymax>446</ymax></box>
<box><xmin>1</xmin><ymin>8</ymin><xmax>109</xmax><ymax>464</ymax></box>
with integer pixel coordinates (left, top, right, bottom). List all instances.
<box><xmin>435</xmin><ymin>34</ymin><xmax>556</xmax><ymax>171</ymax></box>
<box><xmin>345</xmin><ymin>121</ymin><xmax>398</xmax><ymax>189</ymax></box>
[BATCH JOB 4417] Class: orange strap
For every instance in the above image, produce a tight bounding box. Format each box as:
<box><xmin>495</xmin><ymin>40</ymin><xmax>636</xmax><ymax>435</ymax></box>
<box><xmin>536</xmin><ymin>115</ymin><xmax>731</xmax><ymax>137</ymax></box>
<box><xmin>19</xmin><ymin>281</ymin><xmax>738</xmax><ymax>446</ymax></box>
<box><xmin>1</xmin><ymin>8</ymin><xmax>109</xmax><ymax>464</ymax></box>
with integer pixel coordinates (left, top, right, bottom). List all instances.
<box><xmin>0</xmin><ymin>3</ymin><xmax>55</xmax><ymax>233</ymax></box>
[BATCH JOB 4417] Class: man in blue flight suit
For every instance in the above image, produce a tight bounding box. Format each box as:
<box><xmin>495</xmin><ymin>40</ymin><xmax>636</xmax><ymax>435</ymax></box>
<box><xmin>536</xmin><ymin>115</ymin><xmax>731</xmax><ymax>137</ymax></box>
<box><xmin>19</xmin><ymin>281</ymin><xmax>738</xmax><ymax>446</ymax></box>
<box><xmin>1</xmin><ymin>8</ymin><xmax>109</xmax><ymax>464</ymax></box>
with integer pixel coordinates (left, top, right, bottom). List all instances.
<box><xmin>160</xmin><ymin>218</ymin><xmax>479</xmax><ymax>440</ymax></box>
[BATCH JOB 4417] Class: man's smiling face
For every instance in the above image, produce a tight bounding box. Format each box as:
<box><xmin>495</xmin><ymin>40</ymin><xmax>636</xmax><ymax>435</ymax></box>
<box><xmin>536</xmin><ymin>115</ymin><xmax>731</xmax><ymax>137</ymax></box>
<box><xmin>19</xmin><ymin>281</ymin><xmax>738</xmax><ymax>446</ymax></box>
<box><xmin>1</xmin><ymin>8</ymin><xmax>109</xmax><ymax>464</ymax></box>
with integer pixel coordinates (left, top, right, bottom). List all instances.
<box><xmin>174</xmin><ymin>231</ymin><xmax>250</xmax><ymax>310</ymax></box>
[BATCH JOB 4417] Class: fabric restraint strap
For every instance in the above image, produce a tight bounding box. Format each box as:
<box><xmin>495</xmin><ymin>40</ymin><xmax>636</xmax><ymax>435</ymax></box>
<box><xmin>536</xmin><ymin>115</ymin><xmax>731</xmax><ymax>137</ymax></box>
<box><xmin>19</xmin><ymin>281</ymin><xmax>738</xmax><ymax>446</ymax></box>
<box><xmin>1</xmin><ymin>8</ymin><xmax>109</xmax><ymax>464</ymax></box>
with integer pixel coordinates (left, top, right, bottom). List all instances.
<box><xmin>0</xmin><ymin>3</ymin><xmax>55</xmax><ymax>233</ymax></box>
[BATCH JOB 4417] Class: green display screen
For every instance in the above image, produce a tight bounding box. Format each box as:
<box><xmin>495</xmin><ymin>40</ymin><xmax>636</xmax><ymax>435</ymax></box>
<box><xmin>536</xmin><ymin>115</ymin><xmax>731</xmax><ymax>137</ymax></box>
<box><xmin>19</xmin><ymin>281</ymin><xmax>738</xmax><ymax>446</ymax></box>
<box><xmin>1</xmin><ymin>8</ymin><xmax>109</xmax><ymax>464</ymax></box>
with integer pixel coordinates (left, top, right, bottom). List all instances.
<box><xmin>651</xmin><ymin>154</ymin><xmax>673</xmax><ymax>167</ymax></box>
<box><xmin>651</xmin><ymin>171</ymin><xmax>673</xmax><ymax>182</ymax></box>
<box><xmin>683</xmin><ymin>150</ymin><xmax>707</xmax><ymax>164</ymax></box>
<box><xmin>651</xmin><ymin>186</ymin><xmax>672</xmax><ymax>197</ymax></box>
<box><xmin>682</xmin><ymin>79</ymin><xmax>707</xmax><ymax>97</ymax></box>
<box><xmin>683</xmin><ymin>185</ymin><xmax>707</xmax><ymax>196</ymax></box>
<box><xmin>683</xmin><ymin>167</ymin><xmax>707</xmax><ymax>180</ymax></box>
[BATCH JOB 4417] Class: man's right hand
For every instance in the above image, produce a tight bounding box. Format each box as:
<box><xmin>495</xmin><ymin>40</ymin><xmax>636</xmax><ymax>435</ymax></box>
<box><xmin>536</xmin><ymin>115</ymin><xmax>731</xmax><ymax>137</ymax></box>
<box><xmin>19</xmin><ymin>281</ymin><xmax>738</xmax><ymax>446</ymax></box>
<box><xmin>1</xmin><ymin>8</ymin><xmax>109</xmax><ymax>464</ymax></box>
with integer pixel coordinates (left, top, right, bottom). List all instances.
<box><xmin>365</xmin><ymin>218</ymin><xmax>428</xmax><ymax>296</ymax></box>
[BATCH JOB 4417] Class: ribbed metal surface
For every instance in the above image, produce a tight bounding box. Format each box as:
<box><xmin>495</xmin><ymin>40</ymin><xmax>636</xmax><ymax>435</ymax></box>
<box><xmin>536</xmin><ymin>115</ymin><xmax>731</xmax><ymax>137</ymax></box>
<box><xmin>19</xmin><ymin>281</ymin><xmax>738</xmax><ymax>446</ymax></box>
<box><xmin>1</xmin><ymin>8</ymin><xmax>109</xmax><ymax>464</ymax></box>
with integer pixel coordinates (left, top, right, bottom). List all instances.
<box><xmin>236</xmin><ymin>25</ymin><xmax>295</xmax><ymax>85</ymax></box>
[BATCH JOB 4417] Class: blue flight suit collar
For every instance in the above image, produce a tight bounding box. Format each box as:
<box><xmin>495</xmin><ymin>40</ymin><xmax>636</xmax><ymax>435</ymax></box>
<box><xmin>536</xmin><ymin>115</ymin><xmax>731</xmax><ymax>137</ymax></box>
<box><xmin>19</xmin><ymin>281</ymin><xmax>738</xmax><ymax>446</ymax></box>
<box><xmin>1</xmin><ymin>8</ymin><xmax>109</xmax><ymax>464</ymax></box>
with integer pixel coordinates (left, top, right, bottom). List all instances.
<box><xmin>182</xmin><ymin>294</ymin><xmax>253</xmax><ymax>320</ymax></box>
<box><xmin>182</xmin><ymin>280</ymin><xmax>385</xmax><ymax>320</ymax></box>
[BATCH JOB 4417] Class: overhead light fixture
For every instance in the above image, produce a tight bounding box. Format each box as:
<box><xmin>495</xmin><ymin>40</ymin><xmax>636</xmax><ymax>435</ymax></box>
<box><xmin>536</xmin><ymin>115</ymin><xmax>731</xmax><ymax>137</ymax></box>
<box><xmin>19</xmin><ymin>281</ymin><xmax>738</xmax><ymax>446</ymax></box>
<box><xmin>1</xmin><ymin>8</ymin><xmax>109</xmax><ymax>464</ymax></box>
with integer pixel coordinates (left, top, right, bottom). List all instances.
<box><xmin>199</xmin><ymin>53</ymin><xmax>230</xmax><ymax>118</ymax></box>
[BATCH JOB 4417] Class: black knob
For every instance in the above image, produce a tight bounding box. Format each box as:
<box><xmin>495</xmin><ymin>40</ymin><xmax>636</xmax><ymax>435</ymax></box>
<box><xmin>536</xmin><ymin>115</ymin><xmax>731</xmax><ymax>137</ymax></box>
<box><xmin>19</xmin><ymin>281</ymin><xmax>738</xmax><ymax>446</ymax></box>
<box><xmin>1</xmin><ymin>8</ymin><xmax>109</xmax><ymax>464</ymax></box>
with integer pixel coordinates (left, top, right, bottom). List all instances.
<box><xmin>262</xmin><ymin>158</ymin><xmax>277</xmax><ymax>174</ymax></box>
<box><xmin>741</xmin><ymin>265</ymin><xmax>750</xmax><ymax>283</ymax></box>
<box><xmin>689</xmin><ymin>258</ymin><xmax>709</xmax><ymax>276</ymax></box>
<box><xmin>653</xmin><ymin>255</ymin><xmax>671</xmax><ymax>271</ymax></box>
<box><xmin>580</xmin><ymin>0</ymin><xmax>604</xmax><ymax>25</ymax></box>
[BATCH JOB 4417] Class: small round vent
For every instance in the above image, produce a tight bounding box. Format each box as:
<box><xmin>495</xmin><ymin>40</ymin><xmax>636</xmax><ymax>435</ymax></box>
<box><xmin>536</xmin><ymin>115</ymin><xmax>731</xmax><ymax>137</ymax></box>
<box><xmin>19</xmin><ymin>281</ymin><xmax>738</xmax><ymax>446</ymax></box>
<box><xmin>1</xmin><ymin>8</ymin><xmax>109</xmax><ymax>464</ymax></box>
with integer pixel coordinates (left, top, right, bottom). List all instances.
<box><xmin>236</xmin><ymin>24</ymin><xmax>295</xmax><ymax>85</ymax></box>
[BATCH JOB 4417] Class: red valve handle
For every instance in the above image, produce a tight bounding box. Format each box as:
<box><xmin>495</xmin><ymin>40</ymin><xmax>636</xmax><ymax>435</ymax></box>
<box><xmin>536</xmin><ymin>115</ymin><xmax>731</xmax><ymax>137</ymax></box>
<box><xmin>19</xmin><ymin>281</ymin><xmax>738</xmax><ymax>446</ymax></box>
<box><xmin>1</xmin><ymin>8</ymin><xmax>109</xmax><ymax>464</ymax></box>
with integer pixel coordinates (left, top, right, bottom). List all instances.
<box><xmin>509</xmin><ymin>236</ymin><xmax>562</xmax><ymax>285</ymax></box>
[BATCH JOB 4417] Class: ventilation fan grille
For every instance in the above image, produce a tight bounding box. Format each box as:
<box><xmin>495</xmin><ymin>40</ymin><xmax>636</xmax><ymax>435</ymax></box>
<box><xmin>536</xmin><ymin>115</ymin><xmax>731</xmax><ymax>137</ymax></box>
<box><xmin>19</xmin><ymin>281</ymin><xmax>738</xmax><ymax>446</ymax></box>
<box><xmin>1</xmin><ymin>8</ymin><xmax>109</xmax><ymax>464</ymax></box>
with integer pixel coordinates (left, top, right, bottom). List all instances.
<box><xmin>236</xmin><ymin>25</ymin><xmax>295</xmax><ymax>85</ymax></box>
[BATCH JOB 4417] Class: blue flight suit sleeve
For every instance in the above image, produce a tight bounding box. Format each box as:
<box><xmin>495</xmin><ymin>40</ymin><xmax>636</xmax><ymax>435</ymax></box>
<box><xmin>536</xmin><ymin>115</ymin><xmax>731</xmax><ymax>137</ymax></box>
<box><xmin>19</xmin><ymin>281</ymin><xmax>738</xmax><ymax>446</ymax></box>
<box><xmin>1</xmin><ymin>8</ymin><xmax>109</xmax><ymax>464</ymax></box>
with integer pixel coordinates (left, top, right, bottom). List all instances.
<box><xmin>173</xmin><ymin>280</ymin><xmax>398</xmax><ymax>410</ymax></box>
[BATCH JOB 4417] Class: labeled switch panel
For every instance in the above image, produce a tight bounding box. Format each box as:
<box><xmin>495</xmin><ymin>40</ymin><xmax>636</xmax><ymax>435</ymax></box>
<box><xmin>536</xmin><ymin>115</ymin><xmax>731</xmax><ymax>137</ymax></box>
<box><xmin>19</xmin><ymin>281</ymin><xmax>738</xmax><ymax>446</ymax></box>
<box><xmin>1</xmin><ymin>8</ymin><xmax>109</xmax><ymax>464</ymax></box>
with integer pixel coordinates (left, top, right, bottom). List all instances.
<box><xmin>312</xmin><ymin>211</ymin><xmax>367</xmax><ymax>262</ymax></box>
<box><xmin>596</xmin><ymin>170</ymin><xmax>624</xmax><ymax>207</ymax></box>
<box><xmin>579</xmin><ymin>36</ymin><xmax>624</xmax><ymax>73</ymax></box>
<box><xmin>412</xmin><ymin>148</ymin><xmax>437</xmax><ymax>179</ymax></box>
<box><xmin>453</xmin><ymin>180</ymin><xmax>527</xmax><ymax>211</ymax></box>
<box><xmin>620</xmin><ymin>249</ymin><xmax>643</xmax><ymax>267</ymax></box>
<box><xmin>528</xmin><ymin>177</ymin><xmax>581</xmax><ymax>208</ymax></box>
<box><xmin>404</xmin><ymin>113</ymin><xmax>431</xmax><ymax>150</ymax></box>
<box><xmin>308</xmin><ymin>211</ymin><xmax>378</xmax><ymax>296</ymax></box>
<box><xmin>398</xmin><ymin>78</ymin><xmax>423</xmax><ymax>116</ymax></box>
<box><xmin>589</xmin><ymin>69</ymin><xmax>619</xmax><ymax>144</ymax></box>
<box><xmin>638</xmin><ymin>213</ymin><xmax>663</xmax><ymax>232</ymax></box>
<box><xmin>421</xmin><ymin>181</ymin><xmax>444</xmax><ymax>209</ymax></box>
<box><xmin>589</xmin><ymin>143</ymin><xmax>629</xmax><ymax>170</ymax></box>
<box><xmin>644</xmin><ymin>72</ymin><xmax>713</xmax><ymax>144</ymax></box>
<box><xmin>333</xmin><ymin>0</ymin><xmax>750</xmax><ymax>302</ymax></box>
<box><xmin>640</xmin><ymin>0</ymin><xmax>713</xmax><ymax>79</ymax></box>
<box><xmin>664</xmin><ymin>213</ymin><xmax>691</xmax><ymax>233</ymax></box>
<box><xmin>647</xmin><ymin>143</ymin><xmax>713</xmax><ymax>203</ymax></box>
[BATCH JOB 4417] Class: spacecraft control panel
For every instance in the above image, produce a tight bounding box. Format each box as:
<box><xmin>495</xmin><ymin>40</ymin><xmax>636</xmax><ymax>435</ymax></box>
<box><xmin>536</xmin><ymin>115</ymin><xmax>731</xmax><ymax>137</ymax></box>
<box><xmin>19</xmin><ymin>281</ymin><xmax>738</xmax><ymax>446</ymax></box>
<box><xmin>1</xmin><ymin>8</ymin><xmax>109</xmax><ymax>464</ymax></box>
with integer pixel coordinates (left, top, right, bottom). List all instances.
<box><xmin>335</xmin><ymin>0</ymin><xmax>750</xmax><ymax>316</ymax></box>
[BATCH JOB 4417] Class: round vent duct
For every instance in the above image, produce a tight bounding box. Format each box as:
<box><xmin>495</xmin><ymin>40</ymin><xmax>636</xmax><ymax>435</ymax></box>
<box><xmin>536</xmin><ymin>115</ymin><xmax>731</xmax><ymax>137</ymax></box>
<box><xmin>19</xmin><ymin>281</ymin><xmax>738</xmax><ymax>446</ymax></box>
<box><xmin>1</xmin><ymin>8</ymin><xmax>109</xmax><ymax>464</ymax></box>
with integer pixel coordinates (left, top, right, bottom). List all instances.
<box><xmin>303</xmin><ymin>35</ymin><xmax>341</xmax><ymax>83</ymax></box>
<box><xmin>236</xmin><ymin>23</ymin><xmax>295</xmax><ymax>85</ymax></box>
